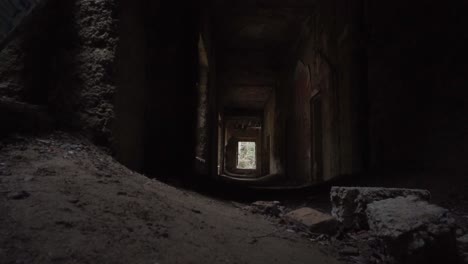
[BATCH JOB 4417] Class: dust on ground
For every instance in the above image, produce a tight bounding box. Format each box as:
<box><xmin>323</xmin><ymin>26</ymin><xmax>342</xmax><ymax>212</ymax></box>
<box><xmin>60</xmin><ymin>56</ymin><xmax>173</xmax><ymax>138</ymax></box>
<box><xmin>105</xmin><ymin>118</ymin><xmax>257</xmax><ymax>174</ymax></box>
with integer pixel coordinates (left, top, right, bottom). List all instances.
<box><xmin>0</xmin><ymin>132</ymin><xmax>340</xmax><ymax>264</ymax></box>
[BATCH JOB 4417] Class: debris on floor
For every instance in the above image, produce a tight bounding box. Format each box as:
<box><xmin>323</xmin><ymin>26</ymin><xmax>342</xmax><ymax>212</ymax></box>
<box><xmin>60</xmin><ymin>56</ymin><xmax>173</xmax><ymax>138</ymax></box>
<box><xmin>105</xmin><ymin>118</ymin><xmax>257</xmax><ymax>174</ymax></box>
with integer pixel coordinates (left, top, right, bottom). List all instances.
<box><xmin>459</xmin><ymin>234</ymin><xmax>468</xmax><ymax>263</ymax></box>
<box><xmin>235</xmin><ymin>186</ymin><xmax>468</xmax><ymax>264</ymax></box>
<box><xmin>330</xmin><ymin>186</ymin><xmax>465</xmax><ymax>264</ymax></box>
<box><xmin>331</xmin><ymin>186</ymin><xmax>431</xmax><ymax>230</ymax></box>
<box><xmin>366</xmin><ymin>195</ymin><xmax>458</xmax><ymax>263</ymax></box>
<box><xmin>2</xmin><ymin>133</ymin><xmax>468</xmax><ymax>264</ymax></box>
<box><xmin>0</xmin><ymin>132</ymin><xmax>340</xmax><ymax>264</ymax></box>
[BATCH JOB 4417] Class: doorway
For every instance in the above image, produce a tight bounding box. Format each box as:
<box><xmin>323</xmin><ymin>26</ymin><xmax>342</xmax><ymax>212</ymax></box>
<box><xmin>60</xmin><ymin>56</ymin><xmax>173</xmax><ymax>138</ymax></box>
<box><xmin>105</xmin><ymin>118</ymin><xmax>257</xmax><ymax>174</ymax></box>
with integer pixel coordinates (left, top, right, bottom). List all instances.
<box><xmin>237</xmin><ymin>141</ymin><xmax>256</xmax><ymax>170</ymax></box>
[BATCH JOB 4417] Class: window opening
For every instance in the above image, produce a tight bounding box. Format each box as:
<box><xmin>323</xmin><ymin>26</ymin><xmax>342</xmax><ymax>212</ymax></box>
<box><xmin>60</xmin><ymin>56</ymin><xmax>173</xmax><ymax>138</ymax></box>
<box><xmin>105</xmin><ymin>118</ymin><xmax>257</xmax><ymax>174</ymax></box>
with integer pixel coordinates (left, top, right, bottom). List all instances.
<box><xmin>237</xmin><ymin>141</ymin><xmax>256</xmax><ymax>169</ymax></box>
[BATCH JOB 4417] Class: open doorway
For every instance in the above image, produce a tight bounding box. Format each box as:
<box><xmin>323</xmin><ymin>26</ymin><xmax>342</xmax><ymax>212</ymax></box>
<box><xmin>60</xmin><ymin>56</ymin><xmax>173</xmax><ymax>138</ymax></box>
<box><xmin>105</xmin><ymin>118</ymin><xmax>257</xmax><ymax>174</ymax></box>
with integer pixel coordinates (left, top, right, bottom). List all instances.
<box><xmin>237</xmin><ymin>141</ymin><xmax>256</xmax><ymax>170</ymax></box>
<box><xmin>220</xmin><ymin>115</ymin><xmax>262</xmax><ymax>178</ymax></box>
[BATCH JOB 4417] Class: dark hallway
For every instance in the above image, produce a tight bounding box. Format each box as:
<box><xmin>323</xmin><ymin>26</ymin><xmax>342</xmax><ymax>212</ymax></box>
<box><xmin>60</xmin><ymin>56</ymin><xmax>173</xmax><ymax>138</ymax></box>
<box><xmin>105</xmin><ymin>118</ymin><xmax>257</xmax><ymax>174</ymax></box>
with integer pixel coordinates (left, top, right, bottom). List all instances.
<box><xmin>0</xmin><ymin>0</ymin><xmax>468</xmax><ymax>263</ymax></box>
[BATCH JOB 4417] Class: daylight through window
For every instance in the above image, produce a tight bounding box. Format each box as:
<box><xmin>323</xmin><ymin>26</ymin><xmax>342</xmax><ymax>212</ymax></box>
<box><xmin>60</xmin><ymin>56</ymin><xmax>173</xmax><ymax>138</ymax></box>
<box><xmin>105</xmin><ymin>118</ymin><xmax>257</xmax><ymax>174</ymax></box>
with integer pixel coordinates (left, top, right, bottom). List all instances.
<box><xmin>237</xmin><ymin>142</ymin><xmax>256</xmax><ymax>169</ymax></box>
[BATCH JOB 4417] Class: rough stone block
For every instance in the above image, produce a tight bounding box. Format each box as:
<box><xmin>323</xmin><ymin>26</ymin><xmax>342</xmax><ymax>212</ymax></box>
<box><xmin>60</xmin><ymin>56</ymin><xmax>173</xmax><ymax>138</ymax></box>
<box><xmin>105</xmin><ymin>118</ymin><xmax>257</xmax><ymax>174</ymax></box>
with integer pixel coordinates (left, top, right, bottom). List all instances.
<box><xmin>284</xmin><ymin>207</ymin><xmax>338</xmax><ymax>234</ymax></box>
<box><xmin>459</xmin><ymin>234</ymin><xmax>468</xmax><ymax>259</ymax></box>
<box><xmin>366</xmin><ymin>196</ymin><xmax>457</xmax><ymax>264</ymax></box>
<box><xmin>331</xmin><ymin>186</ymin><xmax>431</xmax><ymax>229</ymax></box>
<box><xmin>366</xmin><ymin>196</ymin><xmax>450</xmax><ymax>238</ymax></box>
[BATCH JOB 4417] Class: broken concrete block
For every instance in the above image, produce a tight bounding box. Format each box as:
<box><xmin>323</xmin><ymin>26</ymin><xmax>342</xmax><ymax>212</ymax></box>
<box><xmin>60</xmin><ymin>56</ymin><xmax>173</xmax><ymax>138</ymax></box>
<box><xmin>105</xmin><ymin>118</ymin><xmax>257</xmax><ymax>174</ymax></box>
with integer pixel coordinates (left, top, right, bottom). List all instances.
<box><xmin>459</xmin><ymin>233</ymin><xmax>468</xmax><ymax>243</ymax></box>
<box><xmin>366</xmin><ymin>196</ymin><xmax>458</xmax><ymax>264</ymax></box>
<box><xmin>366</xmin><ymin>196</ymin><xmax>451</xmax><ymax>238</ymax></box>
<box><xmin>330</xmin><ymin>186</ymin><xmax>431</xmax><ymax>229</ymax></box>
<box><xmin>284</xmin><ymin>207</ymin><xmax>338</xmax><ymax>234</ymax></box>
<box><xmin>459</xmin><ymin>234</ymin><xmax>468</xmax><ymax>258</ymax></box>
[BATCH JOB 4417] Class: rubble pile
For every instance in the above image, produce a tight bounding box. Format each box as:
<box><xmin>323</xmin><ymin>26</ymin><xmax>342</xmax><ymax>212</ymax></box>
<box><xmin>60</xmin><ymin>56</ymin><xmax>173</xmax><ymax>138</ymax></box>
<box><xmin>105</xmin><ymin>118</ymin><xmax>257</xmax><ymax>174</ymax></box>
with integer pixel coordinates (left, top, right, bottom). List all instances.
<box><xmin>331</xmin><ymin>187</ymin><xmax>463</xmax><ymax>264</ymax></box>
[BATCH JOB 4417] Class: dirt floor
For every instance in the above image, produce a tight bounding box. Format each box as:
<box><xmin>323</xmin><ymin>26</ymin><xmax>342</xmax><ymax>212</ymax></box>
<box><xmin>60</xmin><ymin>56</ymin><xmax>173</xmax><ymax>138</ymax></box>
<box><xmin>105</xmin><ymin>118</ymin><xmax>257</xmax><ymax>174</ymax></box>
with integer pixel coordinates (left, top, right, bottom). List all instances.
<box><xmin>0</xmin><ymin>132</ymin><xmax>341</xmax><ymax>264</ymax></box>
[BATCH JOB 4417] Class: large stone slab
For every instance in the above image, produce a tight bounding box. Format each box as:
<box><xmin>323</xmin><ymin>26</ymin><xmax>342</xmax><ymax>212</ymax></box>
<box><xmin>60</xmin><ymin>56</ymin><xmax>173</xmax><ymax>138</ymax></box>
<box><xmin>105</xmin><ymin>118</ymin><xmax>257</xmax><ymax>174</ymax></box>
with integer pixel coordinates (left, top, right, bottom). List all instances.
<box><xmin>284</xmin><ymin>207</ymin><xmax>338</xmax><ymax>234</ymax></box>
<box><xmin>459</xmin><ymin>234</ymin><xmax>468</xmax><ymax>250</ymax></box>
<box><xmin>331</xmin><ymin>186</ymin><xmax>431</xmax><ymax>229</ymax></box>
<box><xmin>366</xmin><ymin>196</ymin><xmax>451</xmax><ymax>238</ymax></box>
<box><xmin>459</xmin><ymin>234</ymin><xmax>468</xmax><ymax>263</ymax></box>
<box><xmin>366</xmin><ymin>196</ymin><xmax>457</xmax><ymax>264</ymax></box>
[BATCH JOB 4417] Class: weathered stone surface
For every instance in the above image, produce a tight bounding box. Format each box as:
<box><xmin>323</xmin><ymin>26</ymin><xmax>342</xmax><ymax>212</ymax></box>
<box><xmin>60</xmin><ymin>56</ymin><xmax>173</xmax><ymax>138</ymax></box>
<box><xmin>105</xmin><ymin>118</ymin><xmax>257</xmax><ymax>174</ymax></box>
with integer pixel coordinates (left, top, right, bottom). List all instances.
<box><xmin>366</xmin><ymin>196</ymin><xmax>457</xmax><ymax>263</ymax></box>
<box><xmin>459</xmin><ymin>234</ymin><xmax>468</xmax><ymax>258</ymax></box>
<box><xmin>366</xmin><ymin>196</ymin><xmax>451</xmax><ymax>238</ymax></box>
<box><xmin>331</xmin><ymin>186</ymin><xmax>431</xmax><ymax>229</ymax></box>
<box><xmin>459</xmin><ymin>233</ymin><xmax>468</xmax><ymax>244</ymax></box>
<box><xmin>0</xmin><ymin>0</ymin><xmax>118</xmax><ymax>143</ymax></box>
<box><xmin>284</xmin><ymin>207</ymin><xmax>338</xmax><ymax>234</ymax></box>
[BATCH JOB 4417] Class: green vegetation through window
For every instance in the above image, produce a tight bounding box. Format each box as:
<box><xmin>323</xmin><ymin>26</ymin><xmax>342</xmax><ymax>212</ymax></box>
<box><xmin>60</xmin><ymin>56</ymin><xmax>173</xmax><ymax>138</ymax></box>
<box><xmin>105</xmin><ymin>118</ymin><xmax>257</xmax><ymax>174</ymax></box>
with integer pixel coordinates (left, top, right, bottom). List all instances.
<box><xmin>237</xmin><ymin>142</ymin><xmax>256</xmax><ymax>169</ymax></box>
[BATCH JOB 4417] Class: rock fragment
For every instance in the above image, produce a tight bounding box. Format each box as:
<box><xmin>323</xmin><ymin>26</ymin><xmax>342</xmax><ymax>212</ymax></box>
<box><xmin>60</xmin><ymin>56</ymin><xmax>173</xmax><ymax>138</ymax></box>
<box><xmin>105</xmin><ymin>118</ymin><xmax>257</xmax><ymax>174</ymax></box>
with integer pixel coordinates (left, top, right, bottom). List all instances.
<box><xmin>331</xmin><ymin>186</ymin><xmax>431</xmax><ymax>229</ymax></box>
<box><xmin>459</xmin><ymin>234</ymin><xmax>468</xmax><ymax>259</ymax></box>
<box><xmin>366</xmin><ymin>195</ymin><xmax>457</xmax><ymax>264</ymax></box>
<box><xmin>284</xmin><ymin>207</ymin><xmax>338</xmax><ymax>234</ymax></box>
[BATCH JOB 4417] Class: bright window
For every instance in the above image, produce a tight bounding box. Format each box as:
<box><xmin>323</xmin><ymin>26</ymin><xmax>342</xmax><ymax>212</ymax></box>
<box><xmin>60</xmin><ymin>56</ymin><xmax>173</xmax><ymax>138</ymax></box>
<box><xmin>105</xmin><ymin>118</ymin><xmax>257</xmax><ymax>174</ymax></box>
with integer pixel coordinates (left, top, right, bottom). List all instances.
<box><xmin>237</xmin><ymin>142</ymin><xmax>256</xmax><ymax>169</ymax></box>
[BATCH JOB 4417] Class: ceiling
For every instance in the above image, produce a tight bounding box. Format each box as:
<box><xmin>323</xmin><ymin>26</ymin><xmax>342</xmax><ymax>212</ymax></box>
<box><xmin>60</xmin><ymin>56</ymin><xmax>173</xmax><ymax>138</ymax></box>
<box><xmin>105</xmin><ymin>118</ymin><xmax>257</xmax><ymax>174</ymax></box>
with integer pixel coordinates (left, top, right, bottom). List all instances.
<box><xmin>212</xmin><ymin>0</ymin><xmax>316</xmax><ymax>110</ymax></box>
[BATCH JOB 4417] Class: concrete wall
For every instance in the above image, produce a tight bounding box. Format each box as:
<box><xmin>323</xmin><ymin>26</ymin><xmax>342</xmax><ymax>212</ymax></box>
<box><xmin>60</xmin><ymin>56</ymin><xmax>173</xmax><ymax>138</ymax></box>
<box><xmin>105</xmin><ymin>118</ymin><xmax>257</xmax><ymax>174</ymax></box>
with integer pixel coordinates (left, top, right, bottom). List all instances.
<box><xmin>0</xmin><ymin>0</ymin><xmax>118</xmax><ymax>144</ymax></box>
<box><xmin>281</xmin><ymin>0</ymin><xmax>366</xmax><ymax>186</ymax></box>
<box><xmin>195</xmin><ymin>8</ymin><xmax>217</xmax><ymax>177</ymax></box>
<box><xmin>281</xmin><ymin>0</ymin><xmax>468</xmax><ymax>187</ymax></box>
<box><xmin>0</xmin><ymin>0</ymin><xmax>202</xmax><ymax>179</ymax></box>
<box><xmin>198</xmin><ymin>7</ymin><xmax>218</xmax><ymax>179</ymax></box>
<box><xmin>262</xmin><ymin>89</ymin><xmax>283</xmax><ymax>176</ymax></box>
<box><xmin>195</xmin><ymin>36</ymin><xmax>209</xmax><ymax>173</ymax></box>
<box><xmin>262</xmin><ymin>92</ymin><xmax>273</xmax><ymax>175</ymax></box>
